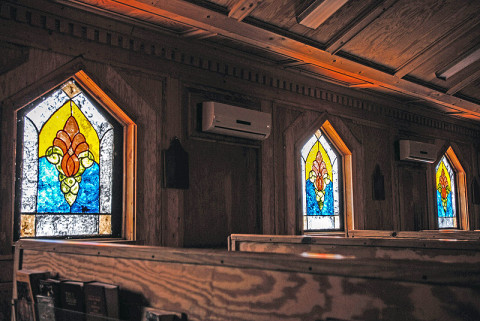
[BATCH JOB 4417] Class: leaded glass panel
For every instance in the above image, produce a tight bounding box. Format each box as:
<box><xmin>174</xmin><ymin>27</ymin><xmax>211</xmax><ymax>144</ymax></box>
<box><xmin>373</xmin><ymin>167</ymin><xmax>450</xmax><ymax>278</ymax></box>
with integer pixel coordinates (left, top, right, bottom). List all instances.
<box><xmin>435</xmin><ymin>155</ymin><xmax>457</xmax><ymax>229</ymax></box>
<box><xmin>301</xmin><ymin>129</ymin><xmax>342</xmax><ymax>231</ymax></box>
<box><xmin>15</xmin><ymin>80</ymin><xmax>122</xmax><ymax>239</ymax></box>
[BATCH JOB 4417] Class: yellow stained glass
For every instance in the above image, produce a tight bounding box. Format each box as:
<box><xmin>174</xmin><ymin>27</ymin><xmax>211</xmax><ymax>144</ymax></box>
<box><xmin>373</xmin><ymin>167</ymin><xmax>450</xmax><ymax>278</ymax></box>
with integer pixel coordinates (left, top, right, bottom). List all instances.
<box><xmin>436</xmin><ymin>161</ymin><xmax>451</xmax><ymax>188</ymax></box>
<box><xmin>20</xmin><ymin>215</ymin><xmax>35</xmax><ymax>237</ymax></box>
<box><xmin>38</xmin><ymin>100</ymin><xmax>100</xmax><ymax>162</ymax></box>
<box><xmin>99</xmin><ymin>215</ymin><xmax>112</xmax><ymax>235</ymax></box>
<box><xmin>304</xmin><ymin>130</ymin><xmax>332</xmax><ymax>182</ymax></box>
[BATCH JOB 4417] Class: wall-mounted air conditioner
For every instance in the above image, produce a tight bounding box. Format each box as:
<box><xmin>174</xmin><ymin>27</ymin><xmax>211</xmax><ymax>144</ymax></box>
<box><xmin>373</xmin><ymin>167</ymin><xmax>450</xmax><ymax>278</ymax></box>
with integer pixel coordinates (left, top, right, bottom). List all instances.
<box><xmin>399</xmin><ymin>140</ymin><xmax>437</xmax><ymax>163</ymax></box>
<box><xmin>202</xmin><ymin>101</ymin><xmax>272</xmax><ymax>140</ymax></box>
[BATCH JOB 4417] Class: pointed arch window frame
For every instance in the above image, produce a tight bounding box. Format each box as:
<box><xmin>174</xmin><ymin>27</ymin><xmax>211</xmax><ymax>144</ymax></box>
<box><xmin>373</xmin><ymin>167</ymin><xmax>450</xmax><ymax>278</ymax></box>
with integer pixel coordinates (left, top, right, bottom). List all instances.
<box><xmin>433</xmin><ymin>147</ymin><xmax>468</xmax><ymax>230</ymax></box>
<box><xmin>13</xmin><ymin>70</ymin><xmax>137</xmax><ymax>241</ymax></box>
<box><xmin>296</xmin><ymin>119</ymin><xmax>353</xmax><ymax>233</ymax></box>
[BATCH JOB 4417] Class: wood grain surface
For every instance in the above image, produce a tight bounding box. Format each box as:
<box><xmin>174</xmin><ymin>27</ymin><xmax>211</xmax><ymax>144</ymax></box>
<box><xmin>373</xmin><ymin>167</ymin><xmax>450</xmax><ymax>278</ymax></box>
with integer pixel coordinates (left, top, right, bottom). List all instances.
<box><xmin>229</xmin><ymin>234</ymin><xmax>480</xmax><ymax>263</ymax></box>
<box><xmin>14</xmin><ymin>240</ymin><xmax>480</xmax><ymax>321</ymax></box>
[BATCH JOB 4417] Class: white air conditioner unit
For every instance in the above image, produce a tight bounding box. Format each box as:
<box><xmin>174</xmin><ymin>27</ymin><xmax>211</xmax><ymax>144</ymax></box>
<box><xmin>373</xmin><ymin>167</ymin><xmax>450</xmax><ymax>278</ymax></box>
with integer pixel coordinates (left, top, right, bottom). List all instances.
<box><xmin>202</xmin><ymin>101</ymin><xmax>272</xmax><ymax>140</ymax></box>
<box><xmin>399</xmin><ymin>140</ymin><xmax>437</xmax><ymax>163</ymax></box>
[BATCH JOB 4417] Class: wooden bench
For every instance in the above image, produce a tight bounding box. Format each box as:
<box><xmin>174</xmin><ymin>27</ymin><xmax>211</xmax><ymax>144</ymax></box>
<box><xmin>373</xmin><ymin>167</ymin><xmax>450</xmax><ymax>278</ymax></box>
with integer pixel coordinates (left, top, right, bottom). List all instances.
<box><xmin>228</xmin><ymin>233</ymin><xmax>480</xmax><ymax>263</ymax></box>
<box><xmin>348</xmin><ymin>229</ymin><xmax>480</xmax><ymax>240</ymax></box>
<box><xmin>13</xmin><ymin>239</ymin><xmax>480</xmax><ymax>321</ymax></box>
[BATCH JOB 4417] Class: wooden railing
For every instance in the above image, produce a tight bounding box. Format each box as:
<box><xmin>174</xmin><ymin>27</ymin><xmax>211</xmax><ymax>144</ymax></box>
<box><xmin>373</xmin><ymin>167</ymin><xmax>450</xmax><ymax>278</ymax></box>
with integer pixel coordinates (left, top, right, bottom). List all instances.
<box><xmin>13</xmin><ymin>239</ymin><xmax>480</xmax><ymax>321</ymax></box>
<box><xmin>228</xmin><ymin>233</ymin><xmax>480</xmax><ymax>263</ymax></box>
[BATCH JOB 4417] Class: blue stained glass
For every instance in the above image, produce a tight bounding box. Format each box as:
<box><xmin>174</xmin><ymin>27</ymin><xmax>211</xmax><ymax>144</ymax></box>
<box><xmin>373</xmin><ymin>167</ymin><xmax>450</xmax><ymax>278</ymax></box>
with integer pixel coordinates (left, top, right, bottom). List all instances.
<box><xmin>306</xmin><ymin>180</ymin><xmax>334</xmax><ymax>216</ymax></box>
<box><xmin>71</xmin><ymin>164</ymin><xmax>100</xmax><ymax>213</ymax></box>
<box><xmin>16</xmin><ymin>78</ymin><xmax>123</xmax><ymax>239</ymax></box>
<box><xmin>436</xmin><ymin>190</ymin><xmax>454</xmax><ymax>218</ymax></box>
<box><xmin>37</xmin><ymin>157</ymin><xmax>70</xmax><ymax>213</ymax></box>
<box><xmin>37</xmin><ymin>157</ymin><xmax>100</xmax><ymax>213</ymax></box>
<box><xmin>306</xmin><ymin>180</ymin><xmax>321</xmax><ymax>216</ymax></box>
<box><xmin>301</xmin><ymin>128</ymin><xmax>342</xmax><ymax>231</ymax></box>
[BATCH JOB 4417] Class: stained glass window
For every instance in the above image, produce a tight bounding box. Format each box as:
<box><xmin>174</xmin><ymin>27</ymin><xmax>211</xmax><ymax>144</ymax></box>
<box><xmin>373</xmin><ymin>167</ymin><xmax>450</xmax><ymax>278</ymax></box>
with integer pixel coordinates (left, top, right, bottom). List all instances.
<box><xmin>435</xmin><ymin>155</ymin><xmax>457</xmax><ymax>229</ymax></box>
<box><xmin>301</xmin><ymin>129</ymin><xmax>342</xmax><ymax>231</ymax></box>
<box><xmin>15</xmin><ymin>79</ymin><xmax>123</xmax><ymax>239</ymax></box>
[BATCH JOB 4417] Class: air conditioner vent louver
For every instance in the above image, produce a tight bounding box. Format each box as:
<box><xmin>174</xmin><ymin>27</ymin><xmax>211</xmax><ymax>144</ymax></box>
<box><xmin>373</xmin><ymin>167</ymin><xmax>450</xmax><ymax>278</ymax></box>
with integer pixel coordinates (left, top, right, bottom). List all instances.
<box><xmin>399</xmin><ymin>140</ymin><xmax>437</xmax><ymax>163</ymax></box>
<box><xmin>202</xmin><ymin>101</ymin><xmax>271</xmax><ymax>140</ymax></box>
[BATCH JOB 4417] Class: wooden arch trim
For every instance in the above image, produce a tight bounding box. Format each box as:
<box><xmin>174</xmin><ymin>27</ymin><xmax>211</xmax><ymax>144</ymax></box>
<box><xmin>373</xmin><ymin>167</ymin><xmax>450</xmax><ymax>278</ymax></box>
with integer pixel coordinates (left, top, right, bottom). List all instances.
<box><xmin>288</xmin><ymin>112</ymin><xmax>358</xmax><ymax>236</ymax></box>
<box><xmin>444</xmin><ymin>146</ymin><xmax>469</xmax><ymax>231</ymax></box>
<box><xmin>321</xmin><ymin>120</ymin><xmax>354</xmax><ymax>233</ymax></box>
<box><xmin>73</xmin><ymin>70</ymin><xmax>137</xmax><ymax>240</ymax></box>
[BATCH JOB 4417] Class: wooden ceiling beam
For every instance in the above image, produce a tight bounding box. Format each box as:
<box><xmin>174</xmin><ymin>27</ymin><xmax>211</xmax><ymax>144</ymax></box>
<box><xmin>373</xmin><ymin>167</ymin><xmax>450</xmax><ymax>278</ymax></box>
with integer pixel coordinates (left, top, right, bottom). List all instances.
<box><xmin>446</xmin><ymin>67</ymin><xmax>480</xmax><ymax>95</ymax></box>
<box><xmin>182</xmin><ymin>28</ymin><xmax>217</xmax><ymax>40</ymax></box>
<box><xmin>278</xmin><ymin>60</ymin><xmax>308</xmax><ymax>68</ymax></box>
<box><xmin>395</xmin><ymin>14</ymin><xmax>480</xmax><ymax>79</ymax></box>
<box><xmin>228</xmin><ymin>0</ymin><xmax>262</xmax><ymax>22</ymax></box>
<box><xmin>325</xmin><ymin>0</ymin><xmax>399</xmax><ymax>54</ymax></box>
<box><xmin>70</xmin><ymin>0</ymin><xmax>480</xmax><ymax>117</ymax></box>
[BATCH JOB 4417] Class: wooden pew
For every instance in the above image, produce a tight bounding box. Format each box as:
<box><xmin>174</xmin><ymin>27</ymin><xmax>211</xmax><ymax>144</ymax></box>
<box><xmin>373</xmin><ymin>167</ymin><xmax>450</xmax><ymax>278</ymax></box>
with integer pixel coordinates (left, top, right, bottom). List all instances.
<box><xmin>348</xmin><ymin>229</ymin><xmax>480</xmax><ymax>240</ymax></box>
<box><xmin>13</xmin><ymin>239</ymin><xmax>480</xmax><ymax>321</ymax></box>
<box><xmin>228</xmin><ymin>234</ymin><xmax>480</xmax><ymax>263</ymax></box>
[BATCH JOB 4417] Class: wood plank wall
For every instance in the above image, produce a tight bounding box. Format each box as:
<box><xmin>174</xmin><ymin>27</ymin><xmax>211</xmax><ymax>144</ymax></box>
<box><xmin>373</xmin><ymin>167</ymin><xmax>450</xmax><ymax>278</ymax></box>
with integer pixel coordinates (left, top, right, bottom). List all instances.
<box><xmin>0</xmin><ymin>0</ymin><xmax>480</xmax><ymax>253</ymax></box>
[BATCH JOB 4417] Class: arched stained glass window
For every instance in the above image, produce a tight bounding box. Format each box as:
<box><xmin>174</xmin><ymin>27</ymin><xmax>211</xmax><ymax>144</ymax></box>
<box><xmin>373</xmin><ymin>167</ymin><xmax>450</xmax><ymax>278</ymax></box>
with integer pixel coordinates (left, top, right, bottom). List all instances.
<box><xmin>301</xmin><ymin>129</ymin><xmax>342</xmax><ymax>231</ymax></box>
<box><xmin>435</xmin><ymin>155</ymin><xmax>457</xmax><ymax>229</ymax></box>
<box><xmin>15</xmin><ymin>79</ymin><xmax>123</xmax><ymax>239</ymax></box>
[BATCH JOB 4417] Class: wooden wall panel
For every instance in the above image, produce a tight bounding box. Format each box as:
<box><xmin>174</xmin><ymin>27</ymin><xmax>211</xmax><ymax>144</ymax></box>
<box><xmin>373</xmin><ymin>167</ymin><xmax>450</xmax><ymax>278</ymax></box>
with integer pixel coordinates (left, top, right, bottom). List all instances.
<box><xmin>117</xmin><ymin>70</ymin><xmax>165</xmax><ymax>245</ymax></box>
<box><xmin>272</xmin><ymin>104</ymin><xmax>303</xmax><ymax>234</ymax></box>
<box><xmin>397</xmin><ymin>163</ymin><xmax>429</xmax><ymax>231</ymax></box>
<box><xmin>1</xmin><ymin>0</ymin><xmax>480</xmax><ymax>256</ymax></box>
<box><xmin>260</xmin><ymin>99</ymin><xmax>275</xmax><ymax>235</ymax></box>
<box><xmin>362</xmin><ymin>125</ymin><xmax>396</xmax><ymax>230</ymax></box>
<box><xmin>162</xmin><ymin>77</ymin><xmax>185</xmax><ymax>247</ymax></box>
<box><xmin>184</xmin><ymin>140</ymin><xmax>260</xmax><ymax>248</ymax></box>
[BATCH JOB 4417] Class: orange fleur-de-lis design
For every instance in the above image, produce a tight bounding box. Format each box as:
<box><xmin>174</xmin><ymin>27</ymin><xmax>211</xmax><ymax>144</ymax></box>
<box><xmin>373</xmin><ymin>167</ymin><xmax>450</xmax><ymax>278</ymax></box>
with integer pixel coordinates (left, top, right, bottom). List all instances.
<box><xmin>437</xmin><ymin>168</ymin><xmax>451</xmax><ymax>213</ymax></box>
<box><xmin>53</xmin><ymin>116</ymin><xmax>89</xmax><ymax>177</ymax></box>
<box><xmin>312</xmin><ymin>151</ymin><xmax>328</xmax><ymax>192</ymax></box>
<box><xmin>439</xmin><ymin>168</ymin><xmax>449</xmax><ymax>199</ymax></box>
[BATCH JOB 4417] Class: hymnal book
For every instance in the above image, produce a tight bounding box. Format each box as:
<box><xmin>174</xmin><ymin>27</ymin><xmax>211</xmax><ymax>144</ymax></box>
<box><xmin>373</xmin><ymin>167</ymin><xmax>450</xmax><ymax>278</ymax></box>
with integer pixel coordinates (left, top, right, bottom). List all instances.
<box><xmin>16</xmin><ymin>269</ymin><xmax>50</xmax><ymax>321</ymax></box>
<box><xmin>39</xmin><ymin>278</ymin><xmax>64</xmax><ymax>320</ymax></box>
<box><xmin>15</xmin><ymin>298</ymin><xmax>35</xmax><ymax>321</ymax></box>
<box><xmin>142</xmin><ymin>307</ymin><xmax>187</xmax><ymax>321</ymax></box>
<box><xmin>60</xmin><ymin>281</ymin><xmax>87</xmax><ymax>321</ymax></box>
<box><xmin>36</xmin><ymin>294</ymin><xmax>56</xmax><ymax>321</ymax></box>
<box><xmin>84</xmin><ymin>281</ymin><xmax>119</xmax><ymax>321</ymax></box>
<box><xmin>16</xmin><ymin>269</ymin><xmax>50</xmax><ymax>302</ymax></box>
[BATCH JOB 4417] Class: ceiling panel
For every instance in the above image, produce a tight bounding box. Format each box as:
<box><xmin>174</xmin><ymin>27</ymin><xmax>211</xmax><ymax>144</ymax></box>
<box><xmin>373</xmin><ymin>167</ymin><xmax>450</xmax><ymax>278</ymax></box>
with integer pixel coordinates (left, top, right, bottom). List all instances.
<box><xmin>342</xmin><ymin>0</ymin><xmax>480</xmax><ymax>70</ymax></box>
